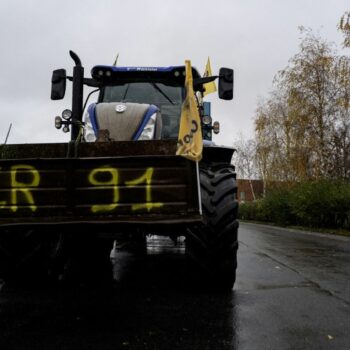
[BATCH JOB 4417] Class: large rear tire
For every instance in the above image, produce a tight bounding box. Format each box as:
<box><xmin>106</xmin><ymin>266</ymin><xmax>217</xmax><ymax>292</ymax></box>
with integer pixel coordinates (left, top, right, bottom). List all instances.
<box><xmin>186</xmin><ymin>164</ymin><xmax>239</xmax><ymax>291</ymax></box>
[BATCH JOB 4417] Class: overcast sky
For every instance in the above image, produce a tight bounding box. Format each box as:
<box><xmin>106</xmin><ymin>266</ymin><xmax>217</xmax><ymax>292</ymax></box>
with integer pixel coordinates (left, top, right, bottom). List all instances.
<box><xmin>0</xmin><ymin>0</ymin><xmax>348</xmax><ymax>146</ymax></box>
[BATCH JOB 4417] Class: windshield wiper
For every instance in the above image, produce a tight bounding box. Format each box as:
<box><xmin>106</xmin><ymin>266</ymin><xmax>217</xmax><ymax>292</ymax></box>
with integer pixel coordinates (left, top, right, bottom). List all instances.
<box><xmin>150</xmin><ymin>83</ymin><xmax>174</xmax><ymax>105</ymax></box>
<box><xmin>122</xmin><ymin>84</ymin><xmax>130</xmax><ymax>100</ymax></box>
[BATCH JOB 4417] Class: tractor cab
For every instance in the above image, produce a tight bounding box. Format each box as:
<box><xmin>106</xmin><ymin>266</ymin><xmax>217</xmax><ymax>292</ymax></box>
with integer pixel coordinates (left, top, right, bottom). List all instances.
<box><xmin>84</xmin><ymin>65</ymin><xmax>200</xmax><ymax>141</ymax></box>
<box><xmin>51</xmin><ymin>51</ymin><xmax>233</xmax><ymax>143</ymax></box>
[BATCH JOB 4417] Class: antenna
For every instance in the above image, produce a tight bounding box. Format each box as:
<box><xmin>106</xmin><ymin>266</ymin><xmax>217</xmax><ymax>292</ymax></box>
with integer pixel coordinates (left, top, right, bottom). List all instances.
<box><xmin>113</xmin><ymin>53</ymin><xmax>119</xmax><ymax>66</ymax></box>
<box><xmin>4</xmin><ymin>123</ymin><xmax>12</xmax><ymax>145</ymax></box>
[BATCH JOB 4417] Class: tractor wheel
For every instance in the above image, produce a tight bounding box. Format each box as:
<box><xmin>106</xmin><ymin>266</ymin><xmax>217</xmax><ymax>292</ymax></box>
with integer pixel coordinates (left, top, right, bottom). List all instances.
<box><xmin>186</xmin><ymin>164</ymin><xmax>239</xmax><ymax>291</ymax></box>
<box><xmin>0</xmin><ymin>228</ymin><xmax>64</xmax><ymax>283</ymax></box>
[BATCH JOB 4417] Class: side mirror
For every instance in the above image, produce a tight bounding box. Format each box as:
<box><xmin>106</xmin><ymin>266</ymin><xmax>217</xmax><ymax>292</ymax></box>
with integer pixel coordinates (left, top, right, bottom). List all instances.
<box><xmin>219</xmin><ymin>68</ymin><xmax>234</xmax><ymax>100</ymax></box>
<box><xmin>51</xmin><ymin>69</ymin><xmax>67</xmax><ymax>100</ymax></box>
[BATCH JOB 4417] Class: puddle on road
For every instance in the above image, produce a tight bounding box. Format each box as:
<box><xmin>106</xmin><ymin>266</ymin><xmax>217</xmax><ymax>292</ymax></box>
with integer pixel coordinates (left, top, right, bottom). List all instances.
<box><xmin>146</xmin><ymin>235</ymin><xmax>185</xmax><ymax>255</ymax></box>
<box><xmin>110</xmin><ymin>235</ymin><xmax>186</xmax><ymax>283</ymax></box>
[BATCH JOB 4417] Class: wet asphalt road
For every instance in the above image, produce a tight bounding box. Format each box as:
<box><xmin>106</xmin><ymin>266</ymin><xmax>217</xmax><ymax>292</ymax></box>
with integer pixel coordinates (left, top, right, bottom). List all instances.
<box><xmin>0</xmin><ymin>222</ymin><xmax>349</xmax><ymax>350</ymax></box>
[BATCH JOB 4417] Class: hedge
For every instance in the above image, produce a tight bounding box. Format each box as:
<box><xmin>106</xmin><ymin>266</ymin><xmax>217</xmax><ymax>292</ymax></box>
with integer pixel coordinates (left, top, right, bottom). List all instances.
<box><xmin>238</xmin><ymin>180</ymin><xmax>350</xmax><ymax>229</ymax></box>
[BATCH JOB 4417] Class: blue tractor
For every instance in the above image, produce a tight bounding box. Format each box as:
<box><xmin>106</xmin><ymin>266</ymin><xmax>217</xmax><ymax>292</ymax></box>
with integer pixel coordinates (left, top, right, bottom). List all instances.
<box><xmin>0</xmin><ymin>51</ymin><xmax>238</xmax><ymax>290</ymax></box>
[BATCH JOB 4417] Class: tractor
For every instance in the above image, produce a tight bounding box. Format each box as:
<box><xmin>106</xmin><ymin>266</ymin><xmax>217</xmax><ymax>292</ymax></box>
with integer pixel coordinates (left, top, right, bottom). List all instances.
<box><xmin>0</xmin><ymin>51</ymin><xmax>238</xmax><ymax>290</ymax></box>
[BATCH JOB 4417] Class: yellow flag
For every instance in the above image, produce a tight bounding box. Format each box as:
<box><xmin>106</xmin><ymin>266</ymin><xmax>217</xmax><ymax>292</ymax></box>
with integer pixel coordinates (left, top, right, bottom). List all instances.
<box><xmin>203</xmin><ymin>57</ymin><xmax>217</xmax><ymax>96</ymax></box>
<box><xmin>176</xmin><ymin>60</ymin><xmax>203</xmax><ymax>162</ymax></box>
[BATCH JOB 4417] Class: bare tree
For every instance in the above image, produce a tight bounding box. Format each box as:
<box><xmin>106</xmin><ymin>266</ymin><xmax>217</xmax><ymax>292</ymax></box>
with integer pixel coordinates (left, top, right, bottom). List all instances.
<box><xmin>232</xmin><ymin>133</ymin><xmax>260</xmax><ymax>200</ymax></box>
<box><xmin>339</xmin><ymin>11</ymin><xmax>350</xmax><ymax>48</ymax></box>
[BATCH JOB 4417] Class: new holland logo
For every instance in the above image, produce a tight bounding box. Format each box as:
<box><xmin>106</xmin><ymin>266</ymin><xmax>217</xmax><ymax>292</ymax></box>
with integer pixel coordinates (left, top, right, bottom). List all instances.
<box><xmin>115</xmin><ymin>104</ymin><xmax>127</xmax><ymax>113</ymax></box>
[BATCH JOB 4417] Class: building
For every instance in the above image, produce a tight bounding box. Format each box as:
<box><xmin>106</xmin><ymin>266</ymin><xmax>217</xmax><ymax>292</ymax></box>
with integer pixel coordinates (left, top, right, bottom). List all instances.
<box><xmin>236</xmin><ymin>179</ymin><xmax>264</xmax><ymax>202</ymax></box>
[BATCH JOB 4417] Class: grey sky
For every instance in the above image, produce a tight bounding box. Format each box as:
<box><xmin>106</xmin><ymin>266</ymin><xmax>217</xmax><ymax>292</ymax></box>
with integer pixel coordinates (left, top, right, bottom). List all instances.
<box><xmin>0</xmin><ymin>0</ymin><xmax>348</xmax><ymax>146</ymax></box>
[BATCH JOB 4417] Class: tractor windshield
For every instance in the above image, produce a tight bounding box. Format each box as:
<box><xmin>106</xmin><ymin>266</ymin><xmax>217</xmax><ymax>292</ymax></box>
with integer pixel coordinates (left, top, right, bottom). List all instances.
<box><xmin>102</xmin><ymin>83</ymin><xmax>184</xmax><ymax>139</ymax></box>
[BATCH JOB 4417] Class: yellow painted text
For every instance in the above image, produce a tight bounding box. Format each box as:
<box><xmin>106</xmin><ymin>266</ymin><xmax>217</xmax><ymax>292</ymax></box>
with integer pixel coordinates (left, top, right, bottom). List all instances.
<box><xmin>88</xmin><ymin>167</ymin><xmax>119</xmax><ymax>213</ymax></box>
<box><xmin>125</xmin><ymin>167</ymin><xmax>164</xmax><ymax>212</ymax></box>
<box><xmin>10</xmin><ymin>165</ymin><xmax>40</xmax><ymax>212</ymax></box>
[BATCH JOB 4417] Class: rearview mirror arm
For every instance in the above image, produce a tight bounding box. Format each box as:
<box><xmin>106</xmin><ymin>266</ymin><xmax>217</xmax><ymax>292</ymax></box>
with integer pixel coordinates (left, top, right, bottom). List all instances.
<box><xmin>193</xmin><ymin>76</ymin><xmax>219</xmax><ymax>93</ymax></box>
<box><xmin>67</xmin><ymin>76</ymin><xmax>100</xmax><ymax>88</ymax></box>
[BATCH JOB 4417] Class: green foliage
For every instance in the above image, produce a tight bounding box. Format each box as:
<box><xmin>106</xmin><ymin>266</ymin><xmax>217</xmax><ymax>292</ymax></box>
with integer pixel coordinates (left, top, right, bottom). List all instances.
<box><xmin>239</xmin><ymin>185</ymin><xmax>296</xmax><ymax>225</ymax></box>
<box><xmin>239</xmin><ymin>199</ymin><xmax>267</xmax><ymax>222</ymax></box>
<box><xmin>238</xmin><ymin>180</ymin><xmax>350</xmax><ymax>229</ymax></box>
<box><xmin>262</xmin><ymin>185</ymin><xmax>297</xmax><ymax>225</ymax></box>
<box><xmin>291</xmin><ymin>180</ymin><xmax>350</xmax><ymax>228</ymax></box>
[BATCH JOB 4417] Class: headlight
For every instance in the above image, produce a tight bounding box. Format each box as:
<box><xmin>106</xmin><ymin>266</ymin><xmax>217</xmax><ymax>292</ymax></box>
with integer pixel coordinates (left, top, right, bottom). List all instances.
<box><xmin>213</xmin><ymin>121</ymin><xmax>220</xmax><ymax>134</ymax></box>
<box><xmin>55</xmin><ymin>116</ymin><xmax>62</xmax><ymax>129</ymax></box>
<box><xmin>138</xmin><ymin>114</ymin><xmax>157</xmax><ymax>140</ymax></box>
<box><xmin>62</xmin><ymin>109</ymin><xmax>72</xmax><ymax>120</ymax></box>
<box><xmin>83</xmin><ymin>111</ymin><xmax>96</xmax><ymax>142</ymax></box>
<box><xmin>202</xmin><ymin>115</ymin><xmax>212</xmax><ymax>125</ymax></box>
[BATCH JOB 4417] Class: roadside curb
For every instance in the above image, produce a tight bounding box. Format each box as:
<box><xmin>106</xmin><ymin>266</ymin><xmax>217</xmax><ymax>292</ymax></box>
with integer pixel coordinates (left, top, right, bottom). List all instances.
<box><xmin>240</xmin><ymin>221</ymin><xmax>350</xmax><ymax>242</ymax></box>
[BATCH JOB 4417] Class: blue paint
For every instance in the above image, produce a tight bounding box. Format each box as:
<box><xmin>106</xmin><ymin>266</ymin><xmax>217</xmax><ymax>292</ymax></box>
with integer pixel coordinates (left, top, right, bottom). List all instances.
<box><xmin>203</xmin><ymin>102</ymin><xmax>211</xmax><ymax>116</ymax></box>
<box><xmin>91</xmin><ymin>65</ymin><xmax>201</xmax><ymax>79</ymax></box>
<box><xmin>133</xmin><ymin>105</ymin><xmax>159</xmax><ymax>140</ymax></box>
<box><xmin>92</xmin><ymin>65</ymin><xmax>183</xmax><ymax>73</ymax></box>
<box><xmin>87</xmin><ymin>103</ymin><xmax>99</xmax><ymax>135</ymax></box>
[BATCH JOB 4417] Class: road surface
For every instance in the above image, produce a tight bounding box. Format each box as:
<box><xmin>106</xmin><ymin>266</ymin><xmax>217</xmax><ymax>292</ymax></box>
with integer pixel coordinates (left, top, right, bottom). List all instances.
<box><xmin>0</xmin><ymin>222</ymin><xmax>349</xmax><ymax>349</ymax></box>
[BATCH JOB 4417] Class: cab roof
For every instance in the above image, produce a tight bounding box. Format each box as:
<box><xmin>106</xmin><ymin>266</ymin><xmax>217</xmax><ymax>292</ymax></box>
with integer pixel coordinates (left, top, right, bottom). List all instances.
<box><xmin>91</xmin><ymin>65</ymin><xmax>201</xmax><ymax>86</ymax></box>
